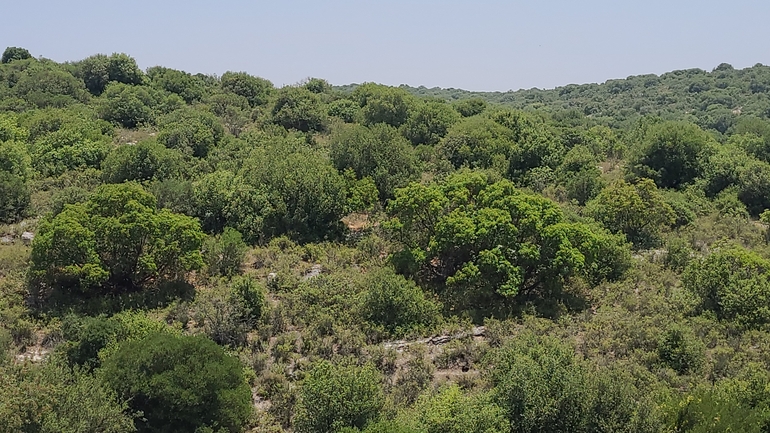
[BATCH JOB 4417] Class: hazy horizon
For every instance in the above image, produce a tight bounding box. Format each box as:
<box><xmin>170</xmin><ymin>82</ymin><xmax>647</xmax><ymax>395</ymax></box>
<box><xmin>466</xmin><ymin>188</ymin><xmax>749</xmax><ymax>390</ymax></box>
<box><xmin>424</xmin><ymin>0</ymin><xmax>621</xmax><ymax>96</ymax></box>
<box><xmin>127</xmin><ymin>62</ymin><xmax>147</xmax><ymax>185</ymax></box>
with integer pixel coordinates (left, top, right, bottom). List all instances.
<box><xmin>3</xmin><ymin>0</ymin><xmax>768</xmax><ymax>92</ymax></box>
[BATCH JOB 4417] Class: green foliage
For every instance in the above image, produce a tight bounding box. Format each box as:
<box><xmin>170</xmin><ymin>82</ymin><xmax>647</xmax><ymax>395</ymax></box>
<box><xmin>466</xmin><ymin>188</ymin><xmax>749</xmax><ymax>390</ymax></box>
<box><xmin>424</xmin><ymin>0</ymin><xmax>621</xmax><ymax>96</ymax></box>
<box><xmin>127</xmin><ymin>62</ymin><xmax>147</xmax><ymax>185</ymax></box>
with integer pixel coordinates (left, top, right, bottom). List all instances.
<box><xmin>683</xmin><ymin>246</ymin><xmax>770</xmax><ymax>327</ymax></box>
<box><xmin>354</xmin><ymin>83</ymin><xmax>415</xmax><ymax>127</ymax></box>
<box><xmin>102</xmin><ymin>140</ymin><xmax>186</xmax><ymax>183</ymax></box>
<box><xmin>220</xmin><ymin>71</ymin><xmax>274</xmax><ymax>107</ymax></box>
<box><xmin>77</xmin><ymin>53</ymin><xmax>144</xmax><ymax>95</ymax></box>
<box><xmin>98</xmin><ymin>82</ymin><xmax>157</xmax><ymax>128</ymax></box>
<box><xmin>404</xmin><ymin>385</ymin><xmax>510</xmax><ymax>433</ymax></box>
<box><xmin>491</xmin><ymin>110</ymin><xmax>564</xmax><ymax>179</ymax></box>
<box><xmin>0</xmin><ymin>359</ymin><xmax>136</xmax><ymax>433</ymax></box>
<box><xmin>586</xmin><ymin>179</ymin><xmax>676</xmax><ymax>247</ymax></box>
<box><xmin>271</xmin><ymin>86</ymin><xmax>327</xmax><ymax>132</ymax></box>
<box><xmin>453</xmin><ymin>98</ymin><xmax>487</xmax><ymax>117</ymax></box>
<box><xmin>294</xmin><ymin>360</ymin><xmax>384</xmax><ymax>433</ymax></box>
<box><xmin>192</xmin><ymin>169</ymin><xmax>270</xmax><ymax>243</ymax></box>
<box><xmin>147</xmin><ymin>66</ymin><xmax>207</xmax><ymax>103</ymax></box>
<box><xmin>99</xmin><ymin>332</ymin><xmax>252</xmax><ymax>433</ymax></box>
<box><xmin>330</xmin><ymin>123</ymin><xmax>421</xmax><ymax>198</ymax></box>
<box><xmin>204</xmin><ymin>227</ymin><xmax>248</xmax><ymax>277</ymax></box>
<box><xmin>241</xmin><ymin>138</ymin><xmax>347</xmax><ymax>242</ymax></box>
<box><xmin>386</xmin><ymin>171</ymin><xmax>631</xmax><ymax>313</ymax></box>
<box><xmin>0</xmin><ymin>171</ymin><xmax>29</xmax><ymax>223</ymax></box>
<box><xmin>657</xmin><ymin>324</ymin><xmax>705</xmax><ymax>374</ymax></box>
<box><xmin>157</xmin><ymin>108</ymin><xmax>224</xmax><ymax>157</ymax></box>
<box><xmin>437</xmin><ymin>115</ymin><xmax>514</xmax><ymax>171</ymax></box>
<box><xmin>402</xmin><ymin>100</ymin><xmax>460</xmax><ymax>145</ymax></box>
<box><xmin>360</xmin><ymin>267</ymin><xmax>440</xmax><ymax>337</ymax></box>
<box><xmin>29</xmin><ymin>183</ymin><xmax>204</xmax><ymax>302</ymax></box>
<box><xmin>328</xmin><ymin>98</ymin><xmax>360</xmax><ymax>123</ymax></box>
<box><xmin>1</xmin><ymin>46</ymin><xmax>32</xmax><ymax>64</ymax></box>
<box><xmin>629</xmin><ymin>121</ymin><xmax>714</xmax><ymax>189</ymax></box>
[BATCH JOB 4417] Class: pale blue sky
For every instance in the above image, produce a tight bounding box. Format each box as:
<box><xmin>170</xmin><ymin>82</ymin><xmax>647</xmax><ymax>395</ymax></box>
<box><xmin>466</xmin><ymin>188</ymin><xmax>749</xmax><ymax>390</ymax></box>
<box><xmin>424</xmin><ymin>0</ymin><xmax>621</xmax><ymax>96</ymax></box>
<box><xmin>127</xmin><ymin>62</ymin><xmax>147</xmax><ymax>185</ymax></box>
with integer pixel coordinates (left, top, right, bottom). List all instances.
<box><xmin>3</xmin><ymin>0</ymin><xmax>768</xmax><ymax>91</ymax></box>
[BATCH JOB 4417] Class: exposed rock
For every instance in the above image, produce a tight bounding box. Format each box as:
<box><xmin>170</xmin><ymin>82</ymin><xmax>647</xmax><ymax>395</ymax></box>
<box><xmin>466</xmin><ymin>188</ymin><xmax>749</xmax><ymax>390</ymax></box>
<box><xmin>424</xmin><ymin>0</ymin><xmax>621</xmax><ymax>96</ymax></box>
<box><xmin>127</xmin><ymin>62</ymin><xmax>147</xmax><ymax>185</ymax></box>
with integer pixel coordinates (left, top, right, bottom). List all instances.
<box><xmin>303</xmin><ymin>264</ymin><xmax>322</xmax><ymax>281</ymax></box>
<box><xmin>21</xmin><ymin>232</ymin><xmax>34</xmax><ymax>245</ymax></box>
<box><xmin>0</xmin><ymin>235</ymin><xmax>13</xmax><ymax>244</ymax></box>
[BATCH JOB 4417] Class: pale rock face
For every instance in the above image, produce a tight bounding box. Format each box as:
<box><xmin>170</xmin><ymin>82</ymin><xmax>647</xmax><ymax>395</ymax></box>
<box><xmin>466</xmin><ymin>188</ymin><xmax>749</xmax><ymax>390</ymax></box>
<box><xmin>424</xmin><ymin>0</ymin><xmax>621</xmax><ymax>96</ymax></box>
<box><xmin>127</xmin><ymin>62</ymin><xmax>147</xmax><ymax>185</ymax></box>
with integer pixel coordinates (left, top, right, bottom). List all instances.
<box><xmin>21</xmin><ymin>232</ymin><xmax>34</xmax><ymax>245</ymax></box>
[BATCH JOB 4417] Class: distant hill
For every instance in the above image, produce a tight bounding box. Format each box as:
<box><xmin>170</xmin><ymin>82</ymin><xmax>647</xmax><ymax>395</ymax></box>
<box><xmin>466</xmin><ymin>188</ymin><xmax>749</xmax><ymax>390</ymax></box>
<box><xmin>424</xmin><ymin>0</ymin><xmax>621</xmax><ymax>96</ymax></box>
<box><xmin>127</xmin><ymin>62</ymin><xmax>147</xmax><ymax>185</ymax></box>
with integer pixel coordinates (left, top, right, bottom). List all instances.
<box><xmin>338</xmin><ymin>63</ymin><xmax>770</xmax><ymax>130</ymax></box>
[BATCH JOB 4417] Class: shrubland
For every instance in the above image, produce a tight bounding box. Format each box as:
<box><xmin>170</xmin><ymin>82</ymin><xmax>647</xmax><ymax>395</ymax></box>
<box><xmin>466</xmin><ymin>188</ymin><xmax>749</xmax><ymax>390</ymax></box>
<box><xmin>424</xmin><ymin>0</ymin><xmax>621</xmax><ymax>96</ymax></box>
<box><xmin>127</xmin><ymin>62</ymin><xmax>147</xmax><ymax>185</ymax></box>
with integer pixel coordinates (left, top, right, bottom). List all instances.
<box><xmin>3</xmin><ymin>46</ymin><xmax>770</xmax><ymax>432</ymax></box>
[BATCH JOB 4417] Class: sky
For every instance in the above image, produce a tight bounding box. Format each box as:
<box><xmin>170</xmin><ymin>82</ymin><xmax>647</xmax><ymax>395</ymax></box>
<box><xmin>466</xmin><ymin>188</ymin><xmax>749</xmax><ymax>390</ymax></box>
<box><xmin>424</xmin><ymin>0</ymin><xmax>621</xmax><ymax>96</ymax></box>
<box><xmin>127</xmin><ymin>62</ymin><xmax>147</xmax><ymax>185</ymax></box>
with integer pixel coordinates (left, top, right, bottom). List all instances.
<box><xmin>2</xmin><ymin>0</ymin><xmax>769</xmax><ymax>92</ymax></box>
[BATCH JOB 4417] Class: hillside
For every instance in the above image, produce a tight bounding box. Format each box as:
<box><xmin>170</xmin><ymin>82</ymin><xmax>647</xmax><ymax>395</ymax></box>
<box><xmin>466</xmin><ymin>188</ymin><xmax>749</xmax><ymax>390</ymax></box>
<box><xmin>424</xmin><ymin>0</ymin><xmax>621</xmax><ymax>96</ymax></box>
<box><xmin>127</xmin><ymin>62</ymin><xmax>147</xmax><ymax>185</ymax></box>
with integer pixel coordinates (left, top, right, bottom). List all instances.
<box><xmin>3</xmin><ymin>45</ymin><xmax>770</xmax><ymax>433</ymax></box>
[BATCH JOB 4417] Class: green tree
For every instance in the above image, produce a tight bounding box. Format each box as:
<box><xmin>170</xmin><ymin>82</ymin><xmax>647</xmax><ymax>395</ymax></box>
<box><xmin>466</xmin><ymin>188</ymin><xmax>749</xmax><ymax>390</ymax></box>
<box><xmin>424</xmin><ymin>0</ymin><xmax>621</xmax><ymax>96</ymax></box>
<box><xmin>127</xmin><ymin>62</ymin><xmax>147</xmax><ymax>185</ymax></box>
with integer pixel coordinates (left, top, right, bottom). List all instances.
<box><xmin>102</xmin><ymin>140</ymin><xmax>186</xmax><ymax>183</ymax></box>
<box><xmin>147</xmin><ymin>66</ymin><xmax>206</xmax><ymax>103</ymax></box>
<box><xmin>0</xmin><ymin>359</ymin><xmax>136</xmax><ymax>433</ymax></box>
<box><xmin>386</xmin><ymin>171</ymin><xmax>631</xmax><ymax>313</ymax></box>
<box><xmin>294</xmin><ymin>360</ymin><xmax>384</xmax><ymax>433</ymax></box>
<box><xmin>353</xmin><ymin>83</ymin><xmax>415</xmax><ymax>127</ymax></box>
<box><xmin>683</xmin><ymin>245</ymin><xmax>770</xmax><ymax>328</ymax></box>
<box><xmin>402</xmin><ymin>100</ymin><xmax>460</xmax><ymax>145</ymax></box>
<box><xmin>99</xmin><ymin>333</ymin><xmax>252</xmax><ymax>433</ymax></box>
<box><xmin>156</xmin><ymin>108</ymin><xmax>225</xmax><ymax>157</ymax></box>
<box><xmin>330</xmin><ymin>123</ymin><xmax>421</xmax><ymax>199</ymax></box>
<box><xmin>657</xmin><ymin>324</ymin><xmax>705</xmax><ymax>375</ymax></box>
<box><xmin>453</xmin><ymin>98</ymin><xmax>487</xmax><ymax>117</ymax></box>
<box><xmin>629</xmin><ymin>121</ymin><xmax>715</xmax><ymax>189</ymax></box>
<box><xmin>271</xmin><ymin>86</ymin><xmax>327</xmax><ymax>132</ymax></box>
<box><xmin>29</xmin><ymin>183</ymin><xmax>204</xmax><ymax>301</ymax></box>
<box><xmin>437</xmin><ymin>116</ymin><xmax>515</xmax><ymax>171</ymax></box>
<box><xmin>98</xmin><ymin>83</ymin><xmax>157</xmax><ymax>128</ymax></box>
<box><xmin>220</xmin><ymin>71</ymin><xmax>274</xmax><ymax>107</ymax></box>
<box><xmin>77</xmin><ymin>53</ymin><xmax>144</xmax><ymax>95</ymax></box>
<box><xmin>1</xmin><ymin>46</ymin><xmax>32</xmax><ymax>64</ymax></box>
<box><xmin>586</xmin><ymin>179</ymin><xmax>676</xmax><ymax>247</ymax></box>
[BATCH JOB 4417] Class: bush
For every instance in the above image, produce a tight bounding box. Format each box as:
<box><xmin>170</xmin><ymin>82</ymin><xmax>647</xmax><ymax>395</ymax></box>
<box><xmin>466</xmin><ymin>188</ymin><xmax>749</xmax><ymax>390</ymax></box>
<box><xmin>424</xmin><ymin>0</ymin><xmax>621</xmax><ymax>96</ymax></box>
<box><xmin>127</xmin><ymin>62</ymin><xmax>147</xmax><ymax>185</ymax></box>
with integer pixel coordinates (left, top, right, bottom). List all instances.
<box><xmin>0</xmin><ymin>171</ymin><xmax>29</xmax><ymax>223</ymax></box>
<box><xmin>360</xmin><ymin>268</ymin><xmax>440</xmax><ymax>338</ymax></box>
<box><xmin>29</xmin><ymin>183</ymin><xmax>204</xmax><ymax>303</ymax></box>
<box><xmin>294</xmin><ymin>360</ymin><xmax>384</xmax><ymax>433</ymax></box>
<box><xmin>683</xmin><ymin>246</ymin><xmax>770</xmax><ymax>327</ymax></box>
<box><xmin>405</xmin><ymin>385</ymin><xmax>509</xmax><ymax>433</ymax></box>
<box><xmin>99</xmin><ymin>332</ymin><xmax>252</xmax><ymax>433</ymax></box>
<box><xmin>204</xmin><ymin>228</ymin><xmax>248</xmax><ymax>278</ymax></box>
<box><xmin>657</xmin><ymin>324</ymin><xmax>705</xmax><ymax>375</ymax></box>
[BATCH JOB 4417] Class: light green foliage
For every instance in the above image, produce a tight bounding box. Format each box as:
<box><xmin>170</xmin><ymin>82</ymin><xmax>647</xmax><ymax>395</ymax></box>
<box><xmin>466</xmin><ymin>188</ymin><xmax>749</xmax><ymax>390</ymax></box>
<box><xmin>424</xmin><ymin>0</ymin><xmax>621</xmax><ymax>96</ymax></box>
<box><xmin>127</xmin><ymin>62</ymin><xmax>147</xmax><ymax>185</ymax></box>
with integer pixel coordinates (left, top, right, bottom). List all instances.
<box><xmin>294</xmin><ymin>360</ymin><xmax>384</xmax><ymax>433</ymax></box>
<box><xmin>386</xmin><ymin>171</ymin><xmax>631</xmax><ymax>312</ymax></box>
<box><xmin>489</xmin><ymin>334</ymin><xmax>592</xmax><ymax>433</ymax></box>
<box><xmin>587</xmin><ymin>179</ymin><xmax>676</xmax><ymax>247</ymax></box>
<box><xmin>359</xmin><ymin>267</ymin><xmax>440</xmax><ymax>337</ymax></box>
<box><xmin>354</xmin><ymin>83</ymin><xmax>416</xmax><ymax>127</ymax></box>
<box><xmin>29</xmin><ymin>183</ymin><xmax>204</xmax><ymax>301</ymax></box>
<box><xmin>99</xmin><ymin>333</ymin><xmax>253</xmax><ymax>433</ymax></box>
<box><xmin>556</xmin><ymin>145</ymin><xmax>605</xmax><ymax>204</ymax></box>
<box><xmin>328</xmin><ymin>98</ymin><xmax>361</xmax><ymax>123</ymax></box>
<box><xmin>404</xmin><ymin>385</ymin><xmax>510</xmax><ymax>433</ymax></box>
<box><xmin>220</xmin><ymin>71</ymin><xmax>274</xmax><ymax>107</ymax></box>
<box><xmin>10</xmin><ymin>61</ymin><xmax>90</xmax><ymax>108</ymax></box>
<box><xmin>271</xmin><ymin>86</ymin><xmax>327</xmax><ymax>132</ymax></box>
<box><xmin>98</xmin><ymin>82</ymin><xmax>157</xmax><ymax>127</ymax></box>
<box><xmin>157</xmin><ymin>108</ymin><xmax>224</xmax><ymax>157</ymax></box>
<box><xmin>402</xmin><ymin>100</ymin><xmax>460</xmax><ymax>145</ymax></box>
<box><xmin>204</xmin><ymin>227</ymin><xmax>248</xmax><ymax>277</ymax></box>
<box><xmin>1</xmin><ymin>46</ymin><xmax>32</xmax><ymax>64</ymax></box>
<box><xmin>684</xmin><ymin>246</ymin><xmax>770</xmax><ymax>327</ymax></box>
<box><xmin>330</xmin><ymin>123</ymin><xmax>421</xmax><ymax>198</ymax></box>
<box><xmin>241</xmin><ymin>138</ymin><xmax>347</xmax><ymax>241</ymax></box>
<box><xmin>490</xmin><ymin>110</ymin><xmax>564</xmax><ymax>179</ymax></box>
<box><xmin>437</xmin><ymin>115</ymin><xmax>515</xmax><ymax>171</ymax></box>
<box><xmin>192</xmin><ymin>169</ymin><xmax>271</xmax><ymax>243</ymax></box>
<box><xmin>147</xmin><ymin>66</ymin><xmax>207</xmax><ymax>103</ymax></box>
<box><xmin>629</xmin><ymin>121</ymin><xmax>715</xmax><ymax>189</ymax></box>
<box><xmin>346</xmin><ymin>174</ymin><xmax>380</xmax><ymax>213</ymax></box>
<box><xmin>0</xmin><ymin>359</ymin><xmax>136</xmax><ymax>433</ymax></box>
<box><xmin>102</xmin><ymin>140</ymin><xmax>186</xmax><ymax>183</ymax></box>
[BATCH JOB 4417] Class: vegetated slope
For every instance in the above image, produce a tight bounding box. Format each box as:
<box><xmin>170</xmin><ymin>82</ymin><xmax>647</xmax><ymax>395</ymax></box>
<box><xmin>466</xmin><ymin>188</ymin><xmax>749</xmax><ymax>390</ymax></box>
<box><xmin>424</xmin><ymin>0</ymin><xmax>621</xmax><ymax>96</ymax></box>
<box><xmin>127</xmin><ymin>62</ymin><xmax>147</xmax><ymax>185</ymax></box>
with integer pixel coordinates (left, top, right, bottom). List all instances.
<box><xmin>5</xmin><ymin>44</ymin><xmax>770</xmax><ymax>433</ymax></box>
<box><xmin>340</xmin><ymin>62</ymin><xmax>770</xmax><ymax>129</ymax></box>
